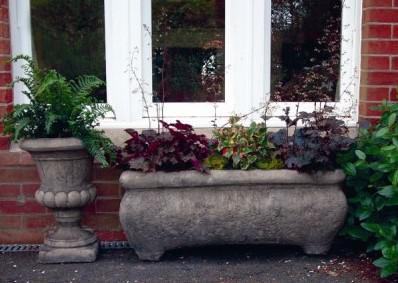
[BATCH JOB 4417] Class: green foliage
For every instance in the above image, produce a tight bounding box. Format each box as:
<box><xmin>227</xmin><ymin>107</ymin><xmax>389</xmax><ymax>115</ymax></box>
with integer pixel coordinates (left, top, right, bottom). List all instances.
<box><xmin>210</xmin><ymin>117</ymin><xmax>282</xmax><ymax>170</ymax></box>
<box><xmin>4</xmin><ymin>55</ymin><xmax>115</xmax><ymax>167</ymax></box>
<box><xmin>339</xmin><ymin>100</ymin><xmax>398</xmax><ymax>278</ymax></box>
<box><xmin>204</xmin><ymin>154</ymin><xmax>229</xmax><ymax>170</ymax></box>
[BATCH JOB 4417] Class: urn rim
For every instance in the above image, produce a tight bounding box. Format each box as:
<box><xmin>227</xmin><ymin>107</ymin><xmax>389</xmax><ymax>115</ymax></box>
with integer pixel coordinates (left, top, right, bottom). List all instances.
<box><xmin>20</xmin><ymin>137</ymin><xmax>85</xmax><ymax>152</ymax></box>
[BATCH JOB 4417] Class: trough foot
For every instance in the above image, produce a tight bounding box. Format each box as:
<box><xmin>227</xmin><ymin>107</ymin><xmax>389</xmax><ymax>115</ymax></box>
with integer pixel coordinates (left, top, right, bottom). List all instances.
<box><xmin>135</xmin><ymin>249</ymin><xmax>164</xmax><ymax>261</ymax></box>
<box><xmin>302</xmin><ymin>243</ymin><xmax>331</xmax><ymax>255</ymax></box>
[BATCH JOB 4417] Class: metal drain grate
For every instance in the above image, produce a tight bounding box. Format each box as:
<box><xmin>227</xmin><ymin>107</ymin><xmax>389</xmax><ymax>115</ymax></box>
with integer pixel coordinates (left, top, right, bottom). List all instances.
<box><xmin>100</xmin><ymin>241</ymin><xmax>130</xmax><ymax>250</ymax></box>
<box><xmin>0</xmin><ymin>244</ymin><xmax>40</xmax><ymax>253</ymax></box>
<box><xmin>0</xmin><ymin>241</ymin><xmax>130</xmax><ymax>253</ymax></box>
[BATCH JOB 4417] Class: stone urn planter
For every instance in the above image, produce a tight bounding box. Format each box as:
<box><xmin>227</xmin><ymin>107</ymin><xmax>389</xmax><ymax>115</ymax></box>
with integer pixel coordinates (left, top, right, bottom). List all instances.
<box><xmin>21</xmin><ymin>138</ymin><xmax>98</xmax><ymax>263</ymax></box>
<box><xmin>119</xmin><ymin>169</ymin><xmax>347</xmax><ymax>261</ymax></box>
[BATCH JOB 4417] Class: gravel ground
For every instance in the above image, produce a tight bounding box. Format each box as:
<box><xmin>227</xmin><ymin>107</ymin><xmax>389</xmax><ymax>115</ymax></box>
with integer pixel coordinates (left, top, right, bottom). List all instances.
<box><xmin>0</xmin><ymin>244</ymin><xmax>397</xmax><ymax>283</ymax></box>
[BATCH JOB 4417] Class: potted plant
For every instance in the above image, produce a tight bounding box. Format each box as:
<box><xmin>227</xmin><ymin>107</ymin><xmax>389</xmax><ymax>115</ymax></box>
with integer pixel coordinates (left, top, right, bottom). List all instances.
<box><xmin>117</xmin><ymin>106</ymin><xmax>352</xmax><ymax>261</ymax></box>
<box><xmin>4</xmin><ymin>56</ymin><xmax>115</xmax><ymax>263</ymax></box>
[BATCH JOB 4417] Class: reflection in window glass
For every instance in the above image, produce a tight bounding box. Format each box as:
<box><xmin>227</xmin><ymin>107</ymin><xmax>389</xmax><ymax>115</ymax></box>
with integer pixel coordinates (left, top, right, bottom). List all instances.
<box><xmin>271</xmin><ymin>0</ymin><xmax>342</xmax><ymax>102</ymax></box>
<box><xmin>152</xmin><ymin>0</ymin><xmax>225</xmax><ymax>103</ymax></box>
<box><xmin>31</xmin><ymin>0</ymin><xmax>106</xmax><ymax>102</ymax></box>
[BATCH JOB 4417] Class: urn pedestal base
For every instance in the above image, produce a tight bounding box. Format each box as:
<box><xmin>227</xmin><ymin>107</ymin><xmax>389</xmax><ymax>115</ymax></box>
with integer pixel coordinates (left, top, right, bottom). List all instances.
<box><xmin>38</xmin><ymin>241</ymin><xmax>98</xmax><ymax>264</ymax></box>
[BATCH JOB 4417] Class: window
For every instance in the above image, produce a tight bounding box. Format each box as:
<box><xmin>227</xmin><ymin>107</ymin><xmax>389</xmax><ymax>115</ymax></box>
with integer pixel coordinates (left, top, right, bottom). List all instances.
<box><xmin>152</xmin><ymin>0</ymin><xmax>225</xmax><ymax>103</ymax></box>
<box><xmin>31</xmin><ymin>0</ymin><xmax>106</xmax><ymax>102</ymax></box>
<box><xmin>10</xmin><ymin>0</ymin><xmax>362</xmax><ymax>128</ymax></box>
<box><xmin>271</xmin><ymin>0</ymin><xmax>342</xmax><ymax>102</ymax></box>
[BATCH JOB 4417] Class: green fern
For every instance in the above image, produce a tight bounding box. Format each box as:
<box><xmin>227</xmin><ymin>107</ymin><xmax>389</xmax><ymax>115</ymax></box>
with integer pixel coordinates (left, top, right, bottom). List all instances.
<box><xmin>4</xmin><ymin>56</ymin><xmax>115</xmax><ymax>167</ymax></box>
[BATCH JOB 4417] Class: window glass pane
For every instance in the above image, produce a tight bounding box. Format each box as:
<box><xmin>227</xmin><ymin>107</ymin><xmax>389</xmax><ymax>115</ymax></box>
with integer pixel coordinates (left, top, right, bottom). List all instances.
<box><xmin>271</xmin><ymin>0</ymin><xmax>342</xmax><ymax>102</ymax></box>
<box><xmin>152</xmin><ymin>0</ymin><xmax>225</xmax><ymax>103</ymax></box>
<box><xmin>31</xmin><ymin>0</ymin><xmax>106</xmax><ymax>102</ymax></box>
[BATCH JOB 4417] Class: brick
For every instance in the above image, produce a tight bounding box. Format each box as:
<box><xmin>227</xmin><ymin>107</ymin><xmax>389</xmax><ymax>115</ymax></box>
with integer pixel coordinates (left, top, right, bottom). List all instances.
<box><xmin>362</xmin><ymin>40</ymin><xmax>398</xmax><ymax>54</ymax></box>
<box><xmin>392</xmin><ymin>56</ymin><xmax>398</xmax><ymax>69</ymax></box>
<box><xmin>359</xmin><ymin>102</ymin><xmax>384</xmax><ymax>116</ymax></box>
<box><xmin>0</xmin><ymin>200</ymin><xmax>45</xmax><ymax>214</ymax></box>
<box><xmin>0</xmin><ymin>230</ymin><xmax>44</xmax><ymax>244</ymax></box>
<box><xmin>0</xmin><ymin>215</ymin><xmax>21</xmax><ymax>229</ymax></box>
<box><xmin>0</xmin><ymin>89</ymin><xmax>12</xmax><ymax>103</ymax></box>
<box><xmin>362</xmin><ymin>24</ymin><xmax>391</xmax><ymax>39</ymax></box>
<box><xmin>360</xmin><ymin>86</ymin><xmax>390</xmax><ymax>101</ymax></box>
<box><xmin>83</xmin><ymin>202</ymin><xmax>96</xmax><ymax>213</ymax></box>
<box><xmin>0</xmin><ymin>184</ymin><xmax>20</xmax><ymax>197</ymax></box>
<box><xmin>364</xmin><ymin>0</ymin><xmax>392</xmax><ymax>7</ymax></box>
<box><xmin>394</xmin><ymin>25</ymin><xmax>398</xmax><ymax>38</ymax></box>
<box><xmin>82</xmin><ymin>214</ymin><xmax>120</xmax><ymax>231</ymax></box>
<box><xmin>21</xmin><ymin>183</ymin><xmax>40</xmax><ymax>197</ymax></box>
<box><xmin>19</xmin><ymin>152</ymin><xmax>34</xmax><ymax>165</ymax></box>
<box><xmin>0</xmin><ymin>104</ymin><xmax>12</xmax><ymax>118</ymax></box>
<box><xmin>95</xmin><ymin>183</ymin><xmax>121</xmax><ymax>197</ymax></box>
<box><xmin>390</xmin><ymin>87</ymin><xmax>398</xmax><ymax>100</ymax></box>
<box><xmin>359</xmin><ymin>116</ymin><xmax>381</xmax><ymax>126</ymax></box>
<box><xmin>364</xmin><ymin>9</ymin><xmax>398</xmax><ymax>23</ymax></box>
<box><xmin>23</xmin><ymin>214</ymin><xmax>55</xmax><ymax>229</ymax></box>
<box><xmin>0</xmin><ymin>57</ymin><xmax>10</xmax><ymax>71</ymax></box>
<box><xmin>0</xmin><ymin>6</ymin><xmax>8</xmax><ymax>22</ymax></box>
<box><xmin>0</xmin><ymin>72</ymin><xmax>11</xmax><ymax>85</ymax></box>
<box><xmin>362</xmin><ymin>56</ymin><xmax>390</xmax><ymax>69</ymax></box>
<box><xmin>96</xmin><ymin>231</ymin><xmax>126</xmax><ymax>241</ymax></box>
<box><xmin>93</xmin><ymin>167</ymin><xmax>122</xmax><ymax>181</ymax></box>
<box><xmin>0</xmin><ymin>22</ymin><xmax>9</xmax><ymax>38</ymax></box>
<box><xmin>362</xmin><ymin>71</ymin><xmax>398</xmax><ymax>84</ymax></box>
<box><xmin>0</xmin><ymin>168</ymin><xmax>39</xmax><ymax>183</ymax></box>
<box><xmin>0</xmin><ymin>136</ymin><xmax>10</xmax><ymax>150</ymax></box>
<box><xmin>0</xmin><ymin>151</ymin><xmax>21</xmax><ymax>166</ymax></box>
<box><xmin>0</xmin><ymin>39</ymin><xmax>10</xmax><ymax>54</ymax></box>
<box><xmin>95</xmin><ymin>199</ymin><xmax>120</xmax><ymax>213</ymax></box>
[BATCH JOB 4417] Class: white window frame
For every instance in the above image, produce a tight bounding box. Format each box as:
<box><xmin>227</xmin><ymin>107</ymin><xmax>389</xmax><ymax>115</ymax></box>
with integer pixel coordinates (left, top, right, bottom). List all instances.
<box><xmin>10</xmin><ymin>0</ymin><xmax>362</xmax><ymax>128</ymax></box>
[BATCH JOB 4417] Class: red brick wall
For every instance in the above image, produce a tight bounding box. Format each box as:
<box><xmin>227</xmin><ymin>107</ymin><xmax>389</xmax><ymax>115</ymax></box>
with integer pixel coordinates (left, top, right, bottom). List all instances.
<box><xmin>360</xmin><ymin>0</ymin><xmax>398</xmax><ymax>123</ymax></box>
<box><xmin>0</xmin><ymin>151</ymin><xmax>126</xmax><ymax>243</ymax></box>
<box><xmin>0</xmin><ymin>0</ymin><xmax>397</xmax><ymax>244</ymax></box>
<box><xmin>0</xmin><ymin>0</ymin><xmax>11</xmax><ymax>150</ymax></box>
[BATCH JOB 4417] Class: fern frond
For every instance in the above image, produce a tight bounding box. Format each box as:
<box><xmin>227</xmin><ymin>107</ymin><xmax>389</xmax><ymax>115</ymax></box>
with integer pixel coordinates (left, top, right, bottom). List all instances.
<box><xmin>14</xmin><ymin>117</ymin><xmax>32</xmax><ymax>141</ymax></box>
<box><xmin>7</xmin><ymin>55</ymin><xmax>116</xmax><ymax>167</ymax></box>
<box><xmin>70</xmin><ymin>75</ymin><xmax>105</xmax><ymax>97</ymax></box>
<box><xmin>44</xmin><ymin>112</ymin><xmax>60</xmax><ymax>135</ymax></box>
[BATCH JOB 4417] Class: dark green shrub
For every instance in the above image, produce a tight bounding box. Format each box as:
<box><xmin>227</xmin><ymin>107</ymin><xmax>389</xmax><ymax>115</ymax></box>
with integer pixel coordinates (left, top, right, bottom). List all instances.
<box><xmin>339</xmin><ymin>100</ymin><xmax>398</xmax><ymax>278</ymax></box>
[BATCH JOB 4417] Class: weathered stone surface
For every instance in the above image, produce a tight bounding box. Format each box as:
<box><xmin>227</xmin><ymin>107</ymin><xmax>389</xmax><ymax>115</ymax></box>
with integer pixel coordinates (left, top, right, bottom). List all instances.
<box><xmin>119</xmin><ymin>170</ymin><xmax>347</xmax><ymax>261</ymax></box>
<box><xmin>21</xmin><ymin>138</ymin><xmax>98</xmax><ymax>263</ymax></box>
<box><xmin>38</xmin><ymin>241</ymin><xmax>98</xmax><ymax>264</ymax></box>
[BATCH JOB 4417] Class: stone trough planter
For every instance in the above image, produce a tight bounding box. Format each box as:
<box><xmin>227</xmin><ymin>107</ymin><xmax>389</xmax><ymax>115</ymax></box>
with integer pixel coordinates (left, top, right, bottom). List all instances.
<box><xmin>119</xmin><ymin>170</ymin><xmax>348</xmax><ymax>261</ymax></box>
<box><xmin>21</xmin><ymin>138</ymin><xmax>98</xmax><ymax>263</ymax></box>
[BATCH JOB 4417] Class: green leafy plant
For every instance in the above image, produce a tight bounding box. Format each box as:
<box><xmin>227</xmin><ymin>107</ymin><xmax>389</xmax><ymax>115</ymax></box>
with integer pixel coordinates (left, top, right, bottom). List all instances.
<box><xmin>209</xmin><ymin>116</ymin><xmax>282</xmax><ymax>170</ymax></box>
<box><xmin>3</xmin><ymin>55</ymin><xmax>115</xmax><ymax>167</ymax></box>
<box><xmin>338</xmin><ymin>100</ymin><xmax>398</xmax><ymax>278</ymax></box>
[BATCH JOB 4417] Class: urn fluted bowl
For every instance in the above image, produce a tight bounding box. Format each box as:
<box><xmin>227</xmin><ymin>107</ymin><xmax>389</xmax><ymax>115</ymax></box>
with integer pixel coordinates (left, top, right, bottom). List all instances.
<box><xmin>21</xmin><ymin>138</ymin><xmax>98</xmax><ymax>263</ymax></box>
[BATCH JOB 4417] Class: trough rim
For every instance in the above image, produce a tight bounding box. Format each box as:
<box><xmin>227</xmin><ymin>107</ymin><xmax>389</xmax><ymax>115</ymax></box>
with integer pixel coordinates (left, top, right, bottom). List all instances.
<box><xmin>120</xmin><ymin>169</ymin><xmax>345</xmax><ymax>190</ymax></box>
